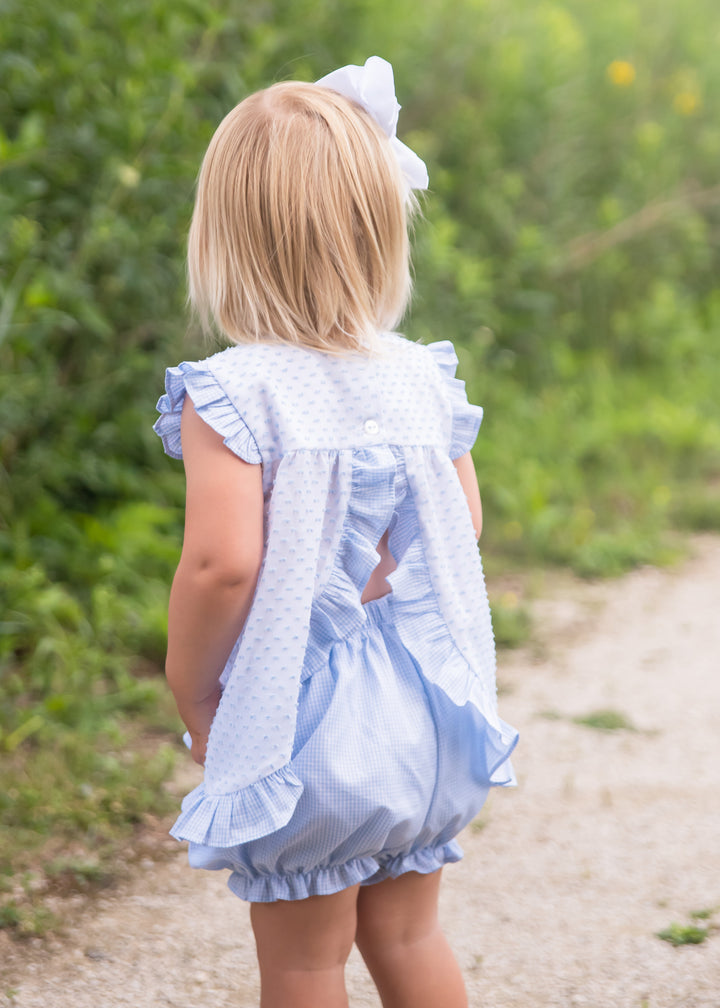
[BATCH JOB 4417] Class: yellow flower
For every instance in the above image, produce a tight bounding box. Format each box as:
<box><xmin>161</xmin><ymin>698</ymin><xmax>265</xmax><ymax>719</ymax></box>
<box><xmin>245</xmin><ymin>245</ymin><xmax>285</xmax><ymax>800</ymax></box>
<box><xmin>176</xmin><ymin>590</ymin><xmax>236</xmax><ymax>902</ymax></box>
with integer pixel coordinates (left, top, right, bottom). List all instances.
<box><xmin>673</xmin><ymin>91</ymin><xmax>700</xmax><ymax>116</ymax></box>
<box><xmin>607</xmin><ymin>60</ymin><xmax>636</xmax><ymax>87</ymax></box>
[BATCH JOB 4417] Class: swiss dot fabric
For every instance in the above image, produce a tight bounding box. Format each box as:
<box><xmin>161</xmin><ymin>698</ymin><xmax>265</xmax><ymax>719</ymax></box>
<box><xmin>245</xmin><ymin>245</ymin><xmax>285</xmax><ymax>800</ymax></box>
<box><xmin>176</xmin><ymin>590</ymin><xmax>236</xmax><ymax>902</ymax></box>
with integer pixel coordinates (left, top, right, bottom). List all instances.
<box><xmin>154</xmin><ymin>333</ymin><xmax>518</xmax><ymax>901</ymax></box>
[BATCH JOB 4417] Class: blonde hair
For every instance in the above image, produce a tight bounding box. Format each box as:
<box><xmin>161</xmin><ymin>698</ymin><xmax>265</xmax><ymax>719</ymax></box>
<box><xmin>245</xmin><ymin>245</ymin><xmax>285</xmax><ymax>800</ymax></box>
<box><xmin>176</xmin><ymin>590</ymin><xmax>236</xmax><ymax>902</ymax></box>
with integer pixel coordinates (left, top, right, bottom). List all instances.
<box><xmin>188</xmin><ymin>81</ymin><xmax>414</xmax><ymax>354</ymax></box>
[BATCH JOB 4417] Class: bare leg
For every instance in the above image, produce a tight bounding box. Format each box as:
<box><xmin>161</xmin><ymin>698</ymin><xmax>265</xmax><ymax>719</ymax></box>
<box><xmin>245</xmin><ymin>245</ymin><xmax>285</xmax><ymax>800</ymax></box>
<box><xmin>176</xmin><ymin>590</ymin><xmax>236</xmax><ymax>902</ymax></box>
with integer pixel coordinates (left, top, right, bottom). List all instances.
<box><xmin>250</xmin><ymin>885</ymin><xmax>359</xmax><ymax>1008</ymax></box>
<box><xmin>355</xmin><ymin>870</ymin><xmax>468</xmax><ymax>1008</ymax></box>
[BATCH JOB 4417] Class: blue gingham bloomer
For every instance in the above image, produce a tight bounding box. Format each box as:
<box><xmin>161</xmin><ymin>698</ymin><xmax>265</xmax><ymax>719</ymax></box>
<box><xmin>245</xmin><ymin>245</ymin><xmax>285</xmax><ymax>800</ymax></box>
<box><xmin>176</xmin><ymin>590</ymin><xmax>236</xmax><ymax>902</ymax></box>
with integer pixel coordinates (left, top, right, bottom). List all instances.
<box><xmin>153</xmin><ymin>333</ymin><xmax>518</xmax><ymax>902</ymax></box>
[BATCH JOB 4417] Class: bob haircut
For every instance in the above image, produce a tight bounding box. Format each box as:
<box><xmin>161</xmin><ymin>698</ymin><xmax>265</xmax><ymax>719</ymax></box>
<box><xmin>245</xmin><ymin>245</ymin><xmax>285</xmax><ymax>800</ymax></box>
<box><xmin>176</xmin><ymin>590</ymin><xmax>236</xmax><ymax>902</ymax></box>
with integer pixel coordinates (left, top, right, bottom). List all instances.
<box><xmin>187</xmin><ymin>81</ymin><xmax>414</xmax><ymax>354</ymax></box>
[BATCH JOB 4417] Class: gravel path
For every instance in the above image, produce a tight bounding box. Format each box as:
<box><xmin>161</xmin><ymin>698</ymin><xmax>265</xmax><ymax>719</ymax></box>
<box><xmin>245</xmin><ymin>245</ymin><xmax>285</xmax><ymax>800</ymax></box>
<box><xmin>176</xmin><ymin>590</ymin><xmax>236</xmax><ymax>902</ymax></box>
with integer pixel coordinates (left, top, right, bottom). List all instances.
<box><xmin>3</xmin><ymin>535</ymin><xmax>719</xmax><ymax>1007</ymax></box>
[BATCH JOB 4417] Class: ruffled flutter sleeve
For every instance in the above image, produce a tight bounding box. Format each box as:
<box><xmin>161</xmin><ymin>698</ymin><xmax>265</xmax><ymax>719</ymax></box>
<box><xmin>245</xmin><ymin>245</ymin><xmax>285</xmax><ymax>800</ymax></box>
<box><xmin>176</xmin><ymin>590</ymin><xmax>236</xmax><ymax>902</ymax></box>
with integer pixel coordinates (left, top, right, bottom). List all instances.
<box><xmin>426</xmin><ymin>341</ymin><xmax>484</xmax><ymax>458</ymax></box>
<box><xmin>153</xmin><ymin>359</ymin><xmax>261</xmax><ymax>464</ymax></box>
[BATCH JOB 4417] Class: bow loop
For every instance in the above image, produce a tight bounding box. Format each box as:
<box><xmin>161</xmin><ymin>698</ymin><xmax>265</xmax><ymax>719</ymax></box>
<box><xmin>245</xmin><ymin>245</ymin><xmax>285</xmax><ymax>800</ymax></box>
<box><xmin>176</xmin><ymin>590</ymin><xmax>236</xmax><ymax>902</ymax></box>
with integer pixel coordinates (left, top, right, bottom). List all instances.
<box><xmin>316</xmin><ymin>56</ymin><xmax>429</xmax><ymax>191</ymax></box>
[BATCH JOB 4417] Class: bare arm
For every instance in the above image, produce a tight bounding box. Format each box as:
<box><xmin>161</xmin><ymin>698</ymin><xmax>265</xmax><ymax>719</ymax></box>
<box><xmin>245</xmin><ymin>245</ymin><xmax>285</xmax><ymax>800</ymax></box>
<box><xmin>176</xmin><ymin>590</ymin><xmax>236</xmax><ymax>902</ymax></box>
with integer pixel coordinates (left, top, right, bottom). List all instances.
<box><xmin>166</xmin><ymin>397</ymin><xmax>264</xmax><ymax>764</ymax></box>
<box><xmin>452</xmin><ymin>451</ymin><xmax>483</xmax><ymax>540</ymax></box>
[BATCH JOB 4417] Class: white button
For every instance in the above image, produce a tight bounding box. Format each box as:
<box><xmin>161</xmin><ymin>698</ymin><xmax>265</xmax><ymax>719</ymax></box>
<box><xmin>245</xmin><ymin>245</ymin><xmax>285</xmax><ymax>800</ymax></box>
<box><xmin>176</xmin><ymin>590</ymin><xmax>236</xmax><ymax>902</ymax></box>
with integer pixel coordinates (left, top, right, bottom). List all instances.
<box><xmin>363</xmin><ymin>419</ymin><xmax>379</xmax><ymax>435</ymax></box>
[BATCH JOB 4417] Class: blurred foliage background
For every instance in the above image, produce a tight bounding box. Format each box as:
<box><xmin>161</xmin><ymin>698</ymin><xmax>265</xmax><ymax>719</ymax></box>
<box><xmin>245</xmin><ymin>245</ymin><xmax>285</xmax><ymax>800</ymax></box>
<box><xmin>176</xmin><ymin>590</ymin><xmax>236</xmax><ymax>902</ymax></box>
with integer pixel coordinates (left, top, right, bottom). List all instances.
<box><xmin>2</xmin><ymin>0</ymin><xmax>720</xmax><ymax>932</ymax></box>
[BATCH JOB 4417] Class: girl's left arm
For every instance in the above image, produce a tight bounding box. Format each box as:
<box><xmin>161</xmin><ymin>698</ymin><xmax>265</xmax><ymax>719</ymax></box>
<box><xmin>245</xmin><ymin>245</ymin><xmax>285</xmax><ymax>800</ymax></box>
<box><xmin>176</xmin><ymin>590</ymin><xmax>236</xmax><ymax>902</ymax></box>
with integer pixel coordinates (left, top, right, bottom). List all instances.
<box><xmin>165</xmin><ymin>397</ymin><xmax>264</xmax><ymax>765</ymax></box>
<box><xmin>453</xmin><ymin>451</ymin><xmax>483</xmax><ymax>540</ymax></box>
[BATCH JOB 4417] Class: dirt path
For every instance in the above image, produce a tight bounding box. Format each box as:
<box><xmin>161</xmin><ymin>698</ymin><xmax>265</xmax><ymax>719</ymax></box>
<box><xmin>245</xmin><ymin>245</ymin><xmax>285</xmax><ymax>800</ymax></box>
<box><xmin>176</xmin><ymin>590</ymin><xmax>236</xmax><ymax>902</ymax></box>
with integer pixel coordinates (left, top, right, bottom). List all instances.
<box><xmin>3</xmin><ymin>536</ymin><xmax>720</xmax><ymax>1007</ymax></box>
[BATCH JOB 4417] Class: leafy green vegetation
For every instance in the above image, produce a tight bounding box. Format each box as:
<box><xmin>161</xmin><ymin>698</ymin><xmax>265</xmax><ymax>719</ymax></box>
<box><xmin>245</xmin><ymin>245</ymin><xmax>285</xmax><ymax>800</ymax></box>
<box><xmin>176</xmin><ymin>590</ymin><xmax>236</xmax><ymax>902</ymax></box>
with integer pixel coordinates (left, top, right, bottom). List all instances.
<box><xmin>2</xmin><ymin>0</ymin><xmax>720</xmax><ymax>931</ymax></box>
<box><xmin>690</xmin><ymin>907</ymin><xmax>718</xmax><ymax>921</ymax></box>
<box><xmin>656</xmin><ymin>906</ymin><xmax>718</xmax><ymax>946</ymax></box>
<box><xmin>656</xmin><ymin>922</ymin><xmax>709</xmax><ymax>947</ymax></box>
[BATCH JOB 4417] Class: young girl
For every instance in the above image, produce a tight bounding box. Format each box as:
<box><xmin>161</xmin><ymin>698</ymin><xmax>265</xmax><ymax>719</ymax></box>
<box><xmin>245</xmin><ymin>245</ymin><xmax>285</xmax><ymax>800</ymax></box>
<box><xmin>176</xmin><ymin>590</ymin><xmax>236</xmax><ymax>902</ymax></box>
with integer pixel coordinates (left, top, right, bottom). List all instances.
<box><xmin>154</xmin><ymin>56</ymin><xmax>518</xmax><ymax>1008</ymax></box>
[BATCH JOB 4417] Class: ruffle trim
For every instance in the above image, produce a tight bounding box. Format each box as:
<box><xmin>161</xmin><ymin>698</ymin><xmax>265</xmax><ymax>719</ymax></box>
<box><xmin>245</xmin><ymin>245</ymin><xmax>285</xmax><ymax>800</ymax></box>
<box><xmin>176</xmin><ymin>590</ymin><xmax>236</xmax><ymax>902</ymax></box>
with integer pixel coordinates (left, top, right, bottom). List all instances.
<box><xmin>367</xmin><ymin>840</ymin><xmax>464</xmax><ymax>883</ymax></box>
<box><xmin>388</xmin><ymin>575</ymin><xmax>518</xmax><ymax>787</ymax></box>
<box><xmin>169</xmin><ymin>765</ymin><xmax>303</xmax><ymax>846</ymax></box>
<box><xmin>426</xmin><ymin>340</ymin><xmax>484</xmax><ymax>458</ymax></box>
<box><xmin>303</xmin><ymin>445</ymin><xmax>399</xmax><ymax>680</ymax></box>
<box><xmin>228</xmin><ymin>856</ymin><xmax>380</xmax><ymax>903</ymax></box>
<box><xmin>153</xmin><ymin>360</ymin><xmax>261</xmax><ymax>463</ymax></box>
<box><xmin>224</xmin><ymin>841</ymin><xmax>463</xmax><ymax>902</ymax></box>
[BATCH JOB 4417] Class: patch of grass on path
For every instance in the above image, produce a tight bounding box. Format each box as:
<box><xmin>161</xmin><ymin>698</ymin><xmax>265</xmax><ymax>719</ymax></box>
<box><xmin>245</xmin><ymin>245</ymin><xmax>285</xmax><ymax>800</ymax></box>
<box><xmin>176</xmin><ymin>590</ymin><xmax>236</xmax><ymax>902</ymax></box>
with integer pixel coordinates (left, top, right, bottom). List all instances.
<box><xmin>656</xmin><ymin>922</ymin><xmax>709</xmax><ymax>946</ymax></box>
<box><xmin>538</xmin><ymin>708</ymin><xmax>638</xmax><ymax>732</ymax></box>
<box><xmin>572</xmin><ymin>709</ymin><xmax>637</xmax><ymax>732</ymax></box>
<box><xmin>656</xmin><ymin>906</ymin><xmax>720</xmax><ymax>946</ymax></box>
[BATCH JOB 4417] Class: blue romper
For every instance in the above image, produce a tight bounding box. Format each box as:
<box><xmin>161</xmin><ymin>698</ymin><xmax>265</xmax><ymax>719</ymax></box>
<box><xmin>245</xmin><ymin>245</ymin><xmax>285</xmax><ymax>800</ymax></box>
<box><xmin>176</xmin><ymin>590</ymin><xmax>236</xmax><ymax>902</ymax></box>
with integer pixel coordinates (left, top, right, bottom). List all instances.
<box><xmin>154</xmin><ymin>333</ymin><xmax>518</xmax><ymax>902</ymax></box>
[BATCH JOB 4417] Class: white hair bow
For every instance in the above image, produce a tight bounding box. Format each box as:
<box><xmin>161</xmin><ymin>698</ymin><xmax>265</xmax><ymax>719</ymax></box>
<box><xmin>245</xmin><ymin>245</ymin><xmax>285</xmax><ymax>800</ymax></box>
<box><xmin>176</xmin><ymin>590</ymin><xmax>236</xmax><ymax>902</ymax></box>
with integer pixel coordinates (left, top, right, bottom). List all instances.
<box><xmin>315</xmin><ymin>56</ymin><xmax>429</xmax><ymax>191</ymax></box>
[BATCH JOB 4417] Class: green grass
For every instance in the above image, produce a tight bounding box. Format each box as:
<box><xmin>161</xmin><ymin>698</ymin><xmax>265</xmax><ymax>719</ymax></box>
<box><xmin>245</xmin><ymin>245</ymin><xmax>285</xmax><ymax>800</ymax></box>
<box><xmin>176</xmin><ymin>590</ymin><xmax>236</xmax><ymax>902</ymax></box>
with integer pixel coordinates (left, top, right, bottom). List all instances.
<box><xmin>473</xmin><ymin>357</ymin><xmax>720</xmax><ymax>580</ymax></box>
<box><xmin>656</xmin><ymin>906</ymin><xmax>719</xmax><ymax>946</ymax></box>
<box><xmin>572</xmin><ymin>709</ymin><xmax>638</xmax><ymax>732</ymax></box>
<box><xmin>0</xmin><ymin>901</ymin><xmax>59</xmax><ymax>939</ymax></box>
<box><xmin>0</xmin><ymin>714</ymin><xmax>180</xmax><ymax>937</ymax></box>
<box><xmin>656</xmin><ymin>922</ymin><xmax>709</xmax><ymax>946</ymax></box>
<box><xmin>538</xmin><ymin>708</ymin><xmax>638</xmax><ymax>732</ymax></box>
<box><xmin>690</xmin><ymin>907</ymin><xmax>718</xmax><ymax>921</ymax></box>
